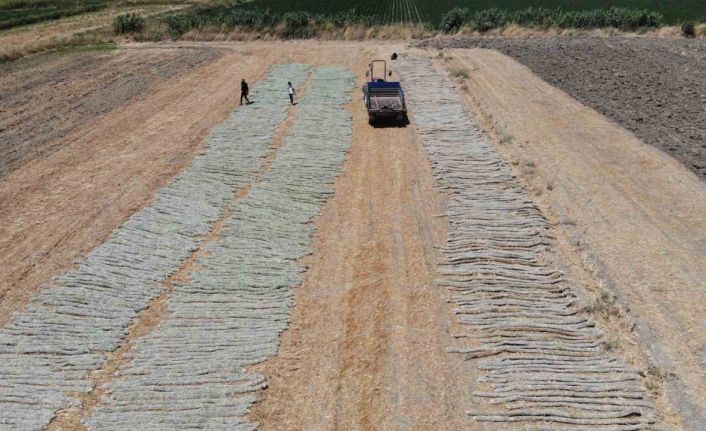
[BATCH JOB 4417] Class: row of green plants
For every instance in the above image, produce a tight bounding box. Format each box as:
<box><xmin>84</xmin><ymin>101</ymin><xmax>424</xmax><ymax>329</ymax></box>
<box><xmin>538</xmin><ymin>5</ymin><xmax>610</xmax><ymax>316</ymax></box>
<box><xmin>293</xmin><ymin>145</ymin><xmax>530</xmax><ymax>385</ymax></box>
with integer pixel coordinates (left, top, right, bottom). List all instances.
<box><xmin>154</xmin><ymin>6</ymin><xmax>398</xmax><ymax>37</ymax></box>
<box><xmin>0</xmin><ymin>0</ymin><xmax>190</xmax><ymax>31</ymax></box>
<box><xmin>113</xmin><ymin>5</ymin><xmax>699</xmax><ymax>39</ymax></box>
<box><xmin>0</xmin><ymin>0</ymin><xmax>103</xmax><ymax>11</ymax></box>
<box><xmin>0</xmin><ymin>0</ymin><xmax>107</xmax><ymax>30</ymax></box>
<box><xmin>440</xmin><ymin>6</ymin><xmax>664</xmax><ymax>33</ymax></box>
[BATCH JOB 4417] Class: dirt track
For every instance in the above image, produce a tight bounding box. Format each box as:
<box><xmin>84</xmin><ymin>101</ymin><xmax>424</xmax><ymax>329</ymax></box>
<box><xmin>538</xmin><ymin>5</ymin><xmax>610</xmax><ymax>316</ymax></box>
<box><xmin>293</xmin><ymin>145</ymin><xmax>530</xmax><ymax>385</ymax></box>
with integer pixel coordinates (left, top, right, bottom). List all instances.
<box><xmin>0</xmin><ymin>40</ymin><xmax>704</xmax><ymax>430</ymax></box>
<box><xmin>422</xmin><ymin>37</ymin><xmax>706</xmax><ymax>179</ymax></box>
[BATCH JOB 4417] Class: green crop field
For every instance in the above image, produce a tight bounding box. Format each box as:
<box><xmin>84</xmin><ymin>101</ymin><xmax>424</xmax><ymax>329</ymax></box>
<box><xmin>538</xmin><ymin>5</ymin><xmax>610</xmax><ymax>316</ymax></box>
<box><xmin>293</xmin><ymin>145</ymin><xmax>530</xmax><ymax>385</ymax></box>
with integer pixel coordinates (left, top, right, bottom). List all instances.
<box><xmin>0</xmin><ymin>0</ymin><xmax>191</xmax><ymax>30</ymax></box>
<box><xmin>0</xmin><ymin>0</ymin><xmax>111</xmax><ymax>29</ymax></box>
<box><xmin>240</xmin><ymin>0</ymin><xmax>706</xmax><ymax>25</ymax></box>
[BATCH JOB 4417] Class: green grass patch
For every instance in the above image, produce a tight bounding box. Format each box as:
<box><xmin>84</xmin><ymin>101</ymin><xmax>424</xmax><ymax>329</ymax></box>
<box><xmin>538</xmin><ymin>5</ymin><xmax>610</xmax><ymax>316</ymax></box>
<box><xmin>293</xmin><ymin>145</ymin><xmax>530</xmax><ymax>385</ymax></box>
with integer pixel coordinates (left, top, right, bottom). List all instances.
<box><xmin>157</xmin><ymin>5</ymin><xmax>384</xmax><ymax>38</ymax></box>
<box><xmin>150</xmin><ymin>3</ymin><xmax>674</xmax><ymax>39</ymax></box>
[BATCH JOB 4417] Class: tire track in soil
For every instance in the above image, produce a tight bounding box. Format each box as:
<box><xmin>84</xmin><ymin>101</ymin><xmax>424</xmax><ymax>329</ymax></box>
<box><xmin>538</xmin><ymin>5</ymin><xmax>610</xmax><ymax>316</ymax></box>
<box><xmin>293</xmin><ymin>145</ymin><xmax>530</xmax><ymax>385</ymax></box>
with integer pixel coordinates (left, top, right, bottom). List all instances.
<box><xmin>45</xmin><ymin>75</ymin><xmax>312</xmax><ymax>431</ymax></box>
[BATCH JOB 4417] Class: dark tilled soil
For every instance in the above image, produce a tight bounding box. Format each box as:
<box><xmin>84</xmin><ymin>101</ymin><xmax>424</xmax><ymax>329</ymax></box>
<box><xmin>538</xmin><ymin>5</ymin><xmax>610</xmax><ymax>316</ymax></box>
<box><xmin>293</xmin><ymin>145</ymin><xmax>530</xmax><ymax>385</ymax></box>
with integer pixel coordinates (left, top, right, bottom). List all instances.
<box><xmin>421</xmin><ymin>37</ymin><xmax>706</xmax><ymax>179</ymax></box>
<box><xmin>0</xmin><ymin>46</ymin><xmax>223</xmax><ymax>177</ymax></box>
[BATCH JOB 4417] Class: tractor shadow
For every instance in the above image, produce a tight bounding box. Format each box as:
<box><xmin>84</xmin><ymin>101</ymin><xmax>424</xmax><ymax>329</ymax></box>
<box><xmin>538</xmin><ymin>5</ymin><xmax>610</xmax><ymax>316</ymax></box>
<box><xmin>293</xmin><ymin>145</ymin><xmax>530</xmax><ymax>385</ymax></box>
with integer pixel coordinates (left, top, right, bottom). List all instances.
<box><xmin>369</xmin><ymin>115</ymin><xmax>410</xmax><ymax>129</ymax></box>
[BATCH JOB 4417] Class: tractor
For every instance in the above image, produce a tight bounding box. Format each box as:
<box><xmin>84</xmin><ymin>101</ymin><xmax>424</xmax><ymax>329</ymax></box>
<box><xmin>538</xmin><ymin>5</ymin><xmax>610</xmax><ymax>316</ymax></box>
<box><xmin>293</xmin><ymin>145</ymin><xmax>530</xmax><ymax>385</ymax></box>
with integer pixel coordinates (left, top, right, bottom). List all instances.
<box><xmin>362</xmin><ymin>60</ymin><xmax>407</xmax><ymax>125</ymax></box>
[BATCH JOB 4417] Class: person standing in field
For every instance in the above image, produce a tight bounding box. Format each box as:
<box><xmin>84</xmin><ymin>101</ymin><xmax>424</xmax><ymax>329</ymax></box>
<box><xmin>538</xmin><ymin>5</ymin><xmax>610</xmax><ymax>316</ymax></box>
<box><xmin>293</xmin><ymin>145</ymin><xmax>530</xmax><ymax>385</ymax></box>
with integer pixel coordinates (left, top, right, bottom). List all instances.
<box><xmin>240</xmin><ymin>79</ymin><xmax>250</xmax><ymax>105</ymax></box>
<box><xmin>287</xmin><ymin>81</ymin><xmax>296</xmax><ymax>105</ymax></box>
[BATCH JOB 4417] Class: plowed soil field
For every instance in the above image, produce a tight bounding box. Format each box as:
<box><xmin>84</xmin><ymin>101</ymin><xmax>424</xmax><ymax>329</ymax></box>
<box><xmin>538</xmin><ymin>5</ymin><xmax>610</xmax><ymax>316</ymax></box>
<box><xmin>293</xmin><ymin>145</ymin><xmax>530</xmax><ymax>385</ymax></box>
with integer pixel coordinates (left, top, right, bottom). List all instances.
<box><xmin>421</xmin><ymin>36</ymin><xmax>706</xmax><ymax>179</ymax></box>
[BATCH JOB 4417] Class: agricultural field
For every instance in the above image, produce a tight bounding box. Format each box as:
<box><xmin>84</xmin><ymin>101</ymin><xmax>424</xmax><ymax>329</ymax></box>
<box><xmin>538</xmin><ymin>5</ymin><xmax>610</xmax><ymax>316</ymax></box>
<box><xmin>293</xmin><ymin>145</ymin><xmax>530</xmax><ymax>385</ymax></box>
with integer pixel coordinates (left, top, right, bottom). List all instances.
<box><xmin>1</xmin><ymin>3</ymin><xmax>706</xmax><ymax>431</ymax></box>
<box><xmin>240</xmin><ymin>0</ymin><xmax>706</xmax><ymax>24</ymax></box>
<box><xmin>0</xmin><ymin>0</ymin><xmax>108</xmax><ymax>29</ymax></box>
<box><xmin>0</xmin><ymin>1</ymin><xmax>189</xmax><ymax>61</ymax></box>
<box><xmin>0</xmin><ymin>0</ymin><xmax>195</xmax><ymax>31</ymax></box>
<box><xmin>424</xmin><ymin>37</ymin><xmax>706</xmax><ymax>178</ymax></box>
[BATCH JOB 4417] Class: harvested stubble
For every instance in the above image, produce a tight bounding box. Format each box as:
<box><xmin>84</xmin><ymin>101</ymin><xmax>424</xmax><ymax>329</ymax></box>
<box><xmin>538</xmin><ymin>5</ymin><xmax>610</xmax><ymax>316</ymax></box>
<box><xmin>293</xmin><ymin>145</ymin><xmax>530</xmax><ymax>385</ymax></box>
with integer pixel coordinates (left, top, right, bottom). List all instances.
<box><xmin>0</xmin><ymin>63</ymin><xmax>311</xmax><ymax>431</ymax></box>
<box><xmin>399</xmin><ymin>57</ymin><xmax>660</xmax><ymax>430</ymax></box>
<box><xmin>83</xmin><ymin>66</ymin><xmax>355</xmax><ymax>430</ymax></box>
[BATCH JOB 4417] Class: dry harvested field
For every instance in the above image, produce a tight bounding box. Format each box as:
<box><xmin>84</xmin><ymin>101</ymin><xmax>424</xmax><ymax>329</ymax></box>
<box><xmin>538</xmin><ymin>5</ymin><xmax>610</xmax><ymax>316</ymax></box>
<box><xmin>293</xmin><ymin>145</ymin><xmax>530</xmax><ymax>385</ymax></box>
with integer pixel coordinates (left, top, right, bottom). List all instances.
<box><xmin>0</xmin><ymin>46</ymin><xmax>222</xmax><ymax>177</ymax></box>
<box><xmin>0</xmin><ymin>39</ymin><xmax>704</xmax><ymax>431</ymax></box>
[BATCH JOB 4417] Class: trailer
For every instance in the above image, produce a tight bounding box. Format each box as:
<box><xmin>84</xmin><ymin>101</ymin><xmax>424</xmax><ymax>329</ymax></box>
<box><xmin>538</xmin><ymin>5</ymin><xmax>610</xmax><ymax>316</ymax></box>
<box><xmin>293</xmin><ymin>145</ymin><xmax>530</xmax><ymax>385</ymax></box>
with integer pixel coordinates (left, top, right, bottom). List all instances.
<box><xmin>362</xmin><ymin>60</ymin><xmax>407</xmax><ymax>125</ymax></box>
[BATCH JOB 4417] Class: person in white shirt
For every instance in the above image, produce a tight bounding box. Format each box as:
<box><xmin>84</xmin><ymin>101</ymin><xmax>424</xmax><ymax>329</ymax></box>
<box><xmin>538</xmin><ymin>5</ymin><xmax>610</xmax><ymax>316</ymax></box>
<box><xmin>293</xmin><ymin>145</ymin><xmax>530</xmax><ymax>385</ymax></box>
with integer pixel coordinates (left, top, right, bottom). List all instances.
<box><xmin>288</xmin><ymin>81</ymin><xmax>296</xmax><ymax>105</ymax></box>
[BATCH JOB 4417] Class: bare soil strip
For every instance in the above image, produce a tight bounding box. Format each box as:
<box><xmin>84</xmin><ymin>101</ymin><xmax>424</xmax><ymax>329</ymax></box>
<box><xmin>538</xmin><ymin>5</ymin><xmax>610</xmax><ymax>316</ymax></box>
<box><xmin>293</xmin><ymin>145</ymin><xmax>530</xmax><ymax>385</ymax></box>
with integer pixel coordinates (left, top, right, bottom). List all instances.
<box><xmin>0</xmin><ymin>46</ymin><xmax>222</xmax><ymax>178</ymax></box>
<box><xmin>447</xmin><ymin>48</ymin><xmax>706</xmax><ymax>427</ymax></box>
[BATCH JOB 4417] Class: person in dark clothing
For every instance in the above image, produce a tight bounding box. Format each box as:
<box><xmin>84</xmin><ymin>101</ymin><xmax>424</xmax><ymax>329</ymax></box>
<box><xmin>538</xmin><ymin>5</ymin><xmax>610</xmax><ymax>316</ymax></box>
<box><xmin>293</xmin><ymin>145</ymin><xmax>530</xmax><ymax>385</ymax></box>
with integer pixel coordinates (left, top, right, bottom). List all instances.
<box><xmin>240</xmin><ymin>79</ymin><xmax>250</xmax><ymax>105</ymax></box>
